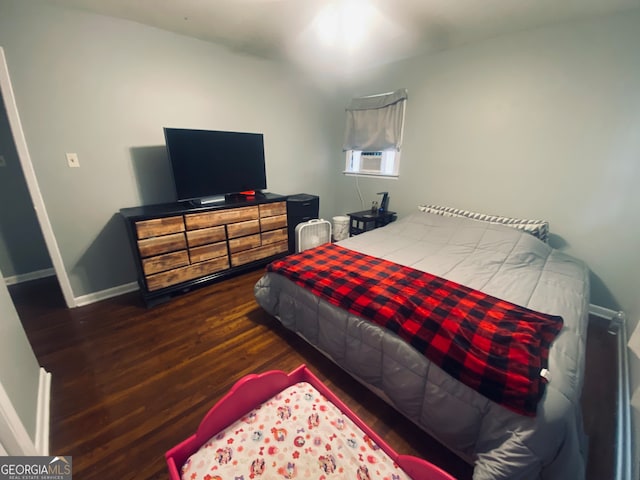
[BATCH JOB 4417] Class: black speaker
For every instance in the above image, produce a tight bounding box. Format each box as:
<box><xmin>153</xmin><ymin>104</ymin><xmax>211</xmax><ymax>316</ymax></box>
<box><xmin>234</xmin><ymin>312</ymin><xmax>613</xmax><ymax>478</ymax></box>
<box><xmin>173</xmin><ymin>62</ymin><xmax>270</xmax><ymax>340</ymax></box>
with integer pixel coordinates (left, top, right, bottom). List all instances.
<box><xmin>286</xmin><ymin>194</ymin><xmax>319</xmax><ymax>253</ymax></box>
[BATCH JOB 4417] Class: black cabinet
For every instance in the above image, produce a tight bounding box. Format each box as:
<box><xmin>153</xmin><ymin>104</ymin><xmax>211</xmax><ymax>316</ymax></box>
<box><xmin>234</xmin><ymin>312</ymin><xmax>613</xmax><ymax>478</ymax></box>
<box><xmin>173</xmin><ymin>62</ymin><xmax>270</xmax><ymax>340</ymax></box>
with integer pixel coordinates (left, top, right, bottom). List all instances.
<box><xmin>286</xmin><ymin>194</ymin><xmax>319</xmax><ymax>253</ymax></box>
<box><xmin>347</xmin><ymin>210</ymin><xmax>396</xmax><ymax>236</ymax></box>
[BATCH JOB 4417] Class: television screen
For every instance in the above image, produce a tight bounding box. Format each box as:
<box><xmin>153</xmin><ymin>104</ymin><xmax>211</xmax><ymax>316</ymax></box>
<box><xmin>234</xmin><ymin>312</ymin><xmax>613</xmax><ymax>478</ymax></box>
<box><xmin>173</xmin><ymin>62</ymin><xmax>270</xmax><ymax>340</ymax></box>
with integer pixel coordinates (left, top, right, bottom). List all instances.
<box><xmin>164</xmin><ymin>128</ymin><xmax>267</xmax><ymax>202</ymax></box>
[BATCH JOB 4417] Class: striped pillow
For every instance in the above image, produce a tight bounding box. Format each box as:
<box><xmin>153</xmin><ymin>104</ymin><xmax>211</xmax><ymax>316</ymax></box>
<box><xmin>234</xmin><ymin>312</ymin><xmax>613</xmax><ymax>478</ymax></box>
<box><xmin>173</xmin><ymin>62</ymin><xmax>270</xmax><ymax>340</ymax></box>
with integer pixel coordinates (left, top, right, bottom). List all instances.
<box><xmin>418</xmin><ymin>204</ymin><xmax>549</xmax><ymax>243</ymax></box>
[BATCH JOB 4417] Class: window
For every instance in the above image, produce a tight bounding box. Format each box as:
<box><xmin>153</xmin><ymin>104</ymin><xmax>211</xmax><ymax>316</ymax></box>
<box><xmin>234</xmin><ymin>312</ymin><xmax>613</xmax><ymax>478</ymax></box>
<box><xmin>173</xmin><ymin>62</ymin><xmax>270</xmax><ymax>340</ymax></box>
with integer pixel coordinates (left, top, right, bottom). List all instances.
<box><xmin>344</xmin><ymin>150</ymin><xmax>400</xmax><ymax>177</ymax></box>
<box><xmin>342</xmin><ymin>88</ymin><xmax>407</xmax><ymax>178</ymax></box>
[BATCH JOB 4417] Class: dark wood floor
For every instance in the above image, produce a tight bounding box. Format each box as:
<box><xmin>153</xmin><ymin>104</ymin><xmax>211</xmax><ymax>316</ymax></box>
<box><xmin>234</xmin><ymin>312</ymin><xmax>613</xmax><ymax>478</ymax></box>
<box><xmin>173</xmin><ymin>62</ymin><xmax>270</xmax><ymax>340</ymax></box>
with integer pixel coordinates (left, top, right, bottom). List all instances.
<box><xmin>9</xmin><ymin>271</ymin><xmax>615</xmax><ymax>480</ymax></box>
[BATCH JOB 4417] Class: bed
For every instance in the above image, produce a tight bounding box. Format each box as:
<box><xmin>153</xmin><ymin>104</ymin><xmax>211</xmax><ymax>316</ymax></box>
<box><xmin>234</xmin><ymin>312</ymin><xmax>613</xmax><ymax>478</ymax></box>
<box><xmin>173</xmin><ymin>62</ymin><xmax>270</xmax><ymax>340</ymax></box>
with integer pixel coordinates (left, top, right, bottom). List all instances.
<box><xmin>254</xmin><ymin>209</ymin><xmax>590</xmax><ymax>480</ymax></box>
<box><xmin>165</xmin><ymin>364</ymin><xmax>456</xmax><ymax>480</ymax></box>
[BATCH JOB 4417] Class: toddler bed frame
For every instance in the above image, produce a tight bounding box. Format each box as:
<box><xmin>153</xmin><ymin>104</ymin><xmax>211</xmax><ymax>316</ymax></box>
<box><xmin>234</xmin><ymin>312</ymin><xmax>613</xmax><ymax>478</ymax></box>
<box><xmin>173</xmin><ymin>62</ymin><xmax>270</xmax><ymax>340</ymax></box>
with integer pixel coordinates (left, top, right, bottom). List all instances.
<box><xmin>165</xmin><ymin>364</ymin><xmax>455</xmax><ymax>480</ymax></box>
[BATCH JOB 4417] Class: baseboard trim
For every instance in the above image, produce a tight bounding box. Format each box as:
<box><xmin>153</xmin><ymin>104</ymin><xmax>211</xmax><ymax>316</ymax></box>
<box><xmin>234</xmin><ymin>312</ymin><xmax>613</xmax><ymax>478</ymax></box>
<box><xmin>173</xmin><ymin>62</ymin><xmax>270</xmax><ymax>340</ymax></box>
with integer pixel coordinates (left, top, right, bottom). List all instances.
<box><xmin>5</xmin><ymin>273</ymin><xmax>140</xmax><ymax>308</ymax></box>
<box><xmin>35</xmin><ymin>368</ymin><xmax>51</xmax><ymax>456</ymax></box>
<box><xmin>3</xmin><ymin>268</ymin><xmax>55</xmax><ymax>286</ymax></box>
<box><xmin>74</xmin><ymin>282</ymin><xmax>139</xmax><ymax>307</ymax></box>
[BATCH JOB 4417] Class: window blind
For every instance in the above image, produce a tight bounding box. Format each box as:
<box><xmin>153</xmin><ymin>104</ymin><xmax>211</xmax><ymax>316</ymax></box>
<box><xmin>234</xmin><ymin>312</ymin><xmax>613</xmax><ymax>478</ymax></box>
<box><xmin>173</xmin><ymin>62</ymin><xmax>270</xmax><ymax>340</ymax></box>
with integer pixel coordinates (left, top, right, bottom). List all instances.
<box><xmin>342</xmin><ymin>88</ymin><xmax>407</xmax><ymax>152</ymax></box>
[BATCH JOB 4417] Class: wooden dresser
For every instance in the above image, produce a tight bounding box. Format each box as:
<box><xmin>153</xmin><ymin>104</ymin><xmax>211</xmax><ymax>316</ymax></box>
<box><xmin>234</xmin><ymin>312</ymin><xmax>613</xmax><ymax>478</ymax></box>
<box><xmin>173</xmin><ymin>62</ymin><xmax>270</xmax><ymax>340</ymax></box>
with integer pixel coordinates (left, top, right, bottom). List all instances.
<box><xmin>120</xmin><ymin>193</ymin><xmax>288</xmax><ymax>306</ymax></box>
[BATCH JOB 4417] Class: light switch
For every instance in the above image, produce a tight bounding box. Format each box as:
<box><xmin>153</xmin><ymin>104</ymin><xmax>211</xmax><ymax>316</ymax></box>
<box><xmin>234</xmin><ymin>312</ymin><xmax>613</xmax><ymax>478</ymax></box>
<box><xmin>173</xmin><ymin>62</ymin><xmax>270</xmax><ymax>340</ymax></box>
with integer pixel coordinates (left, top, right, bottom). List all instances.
<box><xmin>0</xmin><ymin>155</ymin><xmax>6</xmax><ymax>167</ymax></box>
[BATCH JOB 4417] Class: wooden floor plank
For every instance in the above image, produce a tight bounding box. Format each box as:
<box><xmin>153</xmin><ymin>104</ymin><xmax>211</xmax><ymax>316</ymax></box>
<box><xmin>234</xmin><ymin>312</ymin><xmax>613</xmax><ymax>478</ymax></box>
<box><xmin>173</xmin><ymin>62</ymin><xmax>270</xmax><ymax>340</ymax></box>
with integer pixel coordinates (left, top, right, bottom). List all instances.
<box><xmin>9</xmin><ymin>270</ymin><xmax>614</xmax><ymax>480</ymax></box>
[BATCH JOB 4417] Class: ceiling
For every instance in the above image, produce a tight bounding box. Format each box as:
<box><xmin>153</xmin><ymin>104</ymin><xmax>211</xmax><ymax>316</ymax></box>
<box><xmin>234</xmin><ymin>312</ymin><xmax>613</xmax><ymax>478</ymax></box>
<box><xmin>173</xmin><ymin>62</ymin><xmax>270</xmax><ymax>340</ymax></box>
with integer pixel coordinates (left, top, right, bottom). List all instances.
<box><xmin>41</xmin><ymin>0</ymin><xmax>640</xmax><ymax>77</ymax></box>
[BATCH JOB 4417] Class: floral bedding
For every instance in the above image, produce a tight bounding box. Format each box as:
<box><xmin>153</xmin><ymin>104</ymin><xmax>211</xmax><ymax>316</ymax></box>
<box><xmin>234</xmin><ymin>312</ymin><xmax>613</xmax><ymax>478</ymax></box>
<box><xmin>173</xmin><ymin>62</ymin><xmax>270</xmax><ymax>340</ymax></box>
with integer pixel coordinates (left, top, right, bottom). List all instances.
<box><xmin>181</xmin><ymin>381</ymin><xmax>412</xmax><ymax>480</ymax></box>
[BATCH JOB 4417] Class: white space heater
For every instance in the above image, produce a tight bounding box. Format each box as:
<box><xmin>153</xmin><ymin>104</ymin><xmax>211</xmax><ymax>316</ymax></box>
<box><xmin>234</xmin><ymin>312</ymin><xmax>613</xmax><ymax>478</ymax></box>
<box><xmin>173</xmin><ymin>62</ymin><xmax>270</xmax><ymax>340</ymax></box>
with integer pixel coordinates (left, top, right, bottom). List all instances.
<box><xmin>295</xmin><ymin>219</ymin><xmax>332</xmax><ymax>253</ymax></box>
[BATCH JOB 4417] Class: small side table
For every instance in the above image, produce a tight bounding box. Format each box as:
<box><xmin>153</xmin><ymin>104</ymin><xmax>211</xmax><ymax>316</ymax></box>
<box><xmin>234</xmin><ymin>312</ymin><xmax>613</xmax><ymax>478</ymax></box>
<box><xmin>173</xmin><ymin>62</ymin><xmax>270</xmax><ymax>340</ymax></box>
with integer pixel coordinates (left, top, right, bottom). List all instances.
<box><xmin>347</xmin><ymin>210</ymin><xmax>397</xmax><ymax>236</ymax></box>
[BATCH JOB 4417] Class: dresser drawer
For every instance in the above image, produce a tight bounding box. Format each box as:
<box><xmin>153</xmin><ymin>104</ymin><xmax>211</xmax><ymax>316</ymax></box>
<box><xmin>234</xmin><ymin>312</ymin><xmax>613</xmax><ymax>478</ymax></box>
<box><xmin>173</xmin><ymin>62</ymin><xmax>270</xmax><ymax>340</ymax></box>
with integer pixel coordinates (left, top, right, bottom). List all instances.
<box><xmin>259</xmin><ymin>201</ymin><xmax>287</xmax><ymax>218</ymax></box>
<box><xmin>146</xmin><ymin>256</ymin><xmax>230</xmax><ymax>291</ymax></box>
<box><xmin>185</xmin><ymin>206</ymin><xmax>259</xmax><ymax>230</ymax></box>
<box><xmin>189</xmin><ymin>242</ymin><xmax>228</xmax><ymax>263</ymax></box>
<box><xmin>186</xmin><ymin>226</ymin><xmax>226</xmax><ymax>248</ymax></box>
<box><xmin>261</xmin><ymin>228</ymin><xmax>288</xmax><ymax>245</ymax></box>
<box><xmin>231</xmin><ymin>241</ymin><xmax>288</xmax><ymax>267</ymax></box>
<box><xmin>229</xmin><ymin>234</ymin><xmax>261</xmax><ymax>254</ymax></box>
<box><xmin>141</xmin><ymin>250</ymin><xmax>190</xmax><ymax>276</ymax></box>
<box><xmin>138</xmin><ymin>233</ymin><xmax>186</xmax><ymax>258</ymax></box>
<box><xmin>227</xmin><ymin>219</ymin><xmax>260</xmax><ymax>239</ymax></box>
<box><xmin>261</xmin><ymin>214</ymin><xmax>287</xmax><ymax>232</ymax></box>
<box><xmin>135</xmin><ymin>216</ymin><xmax>184</xmax><ymax>240</ymax></box>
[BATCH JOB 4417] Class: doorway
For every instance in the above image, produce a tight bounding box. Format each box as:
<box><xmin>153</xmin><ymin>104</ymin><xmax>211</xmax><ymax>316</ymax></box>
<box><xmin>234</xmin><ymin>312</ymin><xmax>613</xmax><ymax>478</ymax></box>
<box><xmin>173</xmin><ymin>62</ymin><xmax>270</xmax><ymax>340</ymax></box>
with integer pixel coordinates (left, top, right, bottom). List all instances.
<box><xmin>0</xmin><ymin>47</ymin><xmax>74</xmax><ymax>308</ymax></box>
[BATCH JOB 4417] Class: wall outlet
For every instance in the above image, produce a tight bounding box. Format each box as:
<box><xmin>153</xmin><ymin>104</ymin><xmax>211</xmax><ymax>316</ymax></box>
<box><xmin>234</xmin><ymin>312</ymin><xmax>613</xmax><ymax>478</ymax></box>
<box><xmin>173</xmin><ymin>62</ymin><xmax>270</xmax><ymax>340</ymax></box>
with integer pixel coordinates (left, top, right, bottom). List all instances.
<box><xmin>66</xmin><ymin>153</ymin><xmax>80</xmax><ymax>168</ymax></box>
<box><xmin>0</xmin><ymin>155</ymin><xmax>6</xmax><ymax>167</ymax></box>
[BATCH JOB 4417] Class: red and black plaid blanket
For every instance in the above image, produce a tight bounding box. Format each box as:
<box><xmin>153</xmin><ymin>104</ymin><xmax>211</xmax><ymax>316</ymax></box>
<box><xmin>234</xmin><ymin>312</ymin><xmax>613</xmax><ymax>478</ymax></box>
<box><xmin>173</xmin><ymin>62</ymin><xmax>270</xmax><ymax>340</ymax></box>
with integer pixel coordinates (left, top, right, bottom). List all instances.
<box><xmin>266</xmin><ymin>243</ymin><xmax>563</xmax><ymax>416</ymax></box>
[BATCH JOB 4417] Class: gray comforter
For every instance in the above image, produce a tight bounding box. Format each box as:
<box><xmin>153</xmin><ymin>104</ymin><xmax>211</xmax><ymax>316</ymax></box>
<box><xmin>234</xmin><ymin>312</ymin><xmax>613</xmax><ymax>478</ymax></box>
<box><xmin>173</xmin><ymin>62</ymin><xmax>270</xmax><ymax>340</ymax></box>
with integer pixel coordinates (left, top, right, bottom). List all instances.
<box><xmin>254</xmin><ymin>211</ymin><xmax>589</xmax><ymax>479</ymax></box>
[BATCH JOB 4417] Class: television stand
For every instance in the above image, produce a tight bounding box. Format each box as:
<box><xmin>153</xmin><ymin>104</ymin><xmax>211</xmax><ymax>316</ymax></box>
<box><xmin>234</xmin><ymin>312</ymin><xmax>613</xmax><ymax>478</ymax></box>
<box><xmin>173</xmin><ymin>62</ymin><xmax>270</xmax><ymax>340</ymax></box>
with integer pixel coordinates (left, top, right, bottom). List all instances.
<box><xmin>120</xmin><ymin>193</ymin><xmax>289</xmax><ymax>306</ymax></box>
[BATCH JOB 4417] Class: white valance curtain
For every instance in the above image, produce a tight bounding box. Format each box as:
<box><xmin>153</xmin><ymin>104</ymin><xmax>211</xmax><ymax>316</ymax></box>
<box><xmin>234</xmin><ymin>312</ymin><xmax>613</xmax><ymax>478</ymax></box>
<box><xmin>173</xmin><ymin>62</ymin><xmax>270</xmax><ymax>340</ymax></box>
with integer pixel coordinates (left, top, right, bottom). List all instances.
<box><xmin>342</xmin><ymin>88</ymin><xmax>408</xmax><ymax>152</ymax></box>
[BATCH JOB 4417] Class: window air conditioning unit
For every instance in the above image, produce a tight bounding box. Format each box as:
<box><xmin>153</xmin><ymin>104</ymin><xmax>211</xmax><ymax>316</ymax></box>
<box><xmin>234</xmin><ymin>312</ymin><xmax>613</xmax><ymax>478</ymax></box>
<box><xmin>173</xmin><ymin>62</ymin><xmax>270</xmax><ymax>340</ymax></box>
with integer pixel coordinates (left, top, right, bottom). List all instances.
<box><xmin>295</xmin><ymin>219</ymin><xmax>332</xmax><ymax>253</ymax></box>
<box><xmin>360</xmin><ymin>152</ymin><xmax>383</xmax><ymax>173</ymax></box>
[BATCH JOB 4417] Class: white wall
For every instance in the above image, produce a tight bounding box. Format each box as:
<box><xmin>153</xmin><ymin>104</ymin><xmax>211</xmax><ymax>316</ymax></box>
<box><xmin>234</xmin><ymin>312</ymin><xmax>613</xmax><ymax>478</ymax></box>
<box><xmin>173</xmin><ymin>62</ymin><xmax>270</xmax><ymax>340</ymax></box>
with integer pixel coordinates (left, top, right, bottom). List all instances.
<box><xmin>0</xmin><ymin>275</ymin><xmax>40</xmax><ymax>445</ymax></box>
<box><xmin>334</xmin><ymin>12</ymin><xmax>640</xmax><ymax>310</ymax></box>
<box><xmin>329</xmin><ymin>11</ymin><xmax>640</xmax><ymax>473</ymax></box>
<box><xmin>0</xmin><ymin>0</ymin><xmax>337</xmax><ymax>298</ymax></box>
<box><xmin>0</xmin><ymin>91</ymin><xmax>52</xmax><ymax>280</ymax></box>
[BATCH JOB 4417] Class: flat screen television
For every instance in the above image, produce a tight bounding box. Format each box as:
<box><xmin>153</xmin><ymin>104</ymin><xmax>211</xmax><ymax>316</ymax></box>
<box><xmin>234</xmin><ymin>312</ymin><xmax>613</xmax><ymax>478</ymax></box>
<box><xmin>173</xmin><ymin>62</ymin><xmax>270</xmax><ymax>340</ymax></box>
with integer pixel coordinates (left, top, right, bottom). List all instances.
<box><xmin>164</xmin><ymin>127</ymin><xmax>267</xmax><ymax>203</ymax></box>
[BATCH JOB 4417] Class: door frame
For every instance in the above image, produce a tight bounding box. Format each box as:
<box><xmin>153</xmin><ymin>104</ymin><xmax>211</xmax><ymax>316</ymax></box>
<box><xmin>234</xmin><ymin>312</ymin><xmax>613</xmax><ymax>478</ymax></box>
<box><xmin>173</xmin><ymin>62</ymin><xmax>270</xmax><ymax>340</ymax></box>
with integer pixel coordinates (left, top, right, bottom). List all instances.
<box><xmin>0</xmin><ymin>47</ymin><xmax>75</xmax><ymax>308</ymax></box>
<box><xmin>0</xmin><ymin>377</ymin><xmax>39</xmax><ymax>456</ymax></box>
